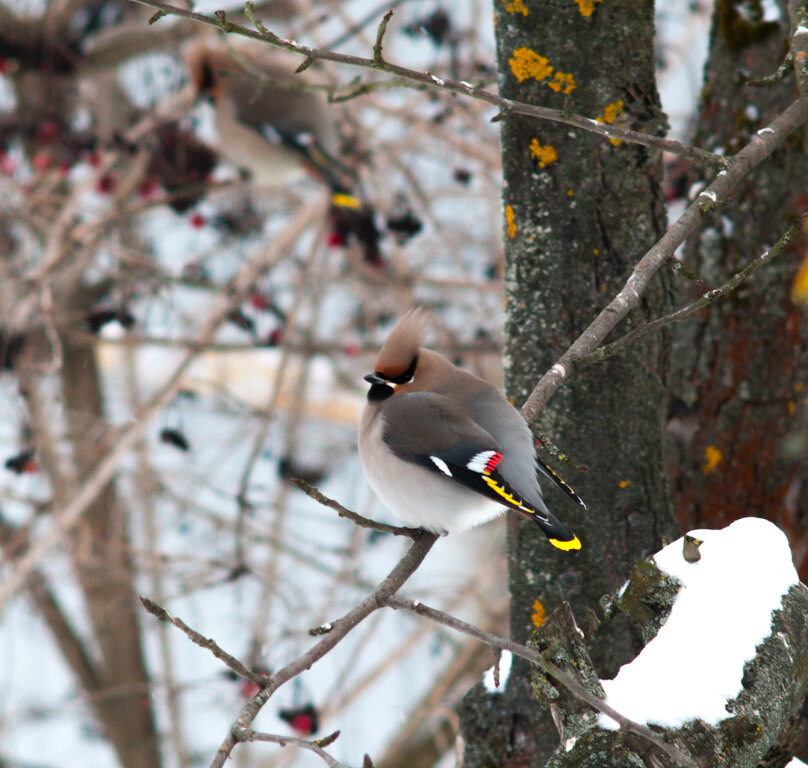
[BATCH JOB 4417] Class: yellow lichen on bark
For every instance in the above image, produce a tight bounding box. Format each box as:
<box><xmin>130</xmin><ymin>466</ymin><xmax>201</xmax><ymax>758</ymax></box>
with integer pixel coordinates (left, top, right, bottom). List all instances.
<box><xmin>505</xmin><ymin>0</ymin><xmax>528</xmax><ymax>16</ymax></box>
<box><xmin>575</xmin><ymin>0</ymin><xmax>603</xmax><ymax>17</ymax></box>
<box><xmin>529</xmin><ymin>139</ymin><xmax>557</xmax><ymax>168</ymax></box>
<box><xmin>531</xmin><ymin>599</ymin><xmax>546</xmax><ymax>627</ymax></box>
<box><xmin>509</xmin><ymin>47</ymin><xmax>553</xmax><ymax>82</ymax></box>
<box><xmin>702</xmin><ymin>445</ymin><xmax>723</xmax><ymax>473</ymax></box>
<box><xmin>791</xmin><ymin>256</ymin><xmax>808</xmax><ymax>305</ymax></box>
<box><xmin>505</xmin><ymin>205</ymin><xmax>517</xmax><ymax>238</ymax></box>
<box><xmin>595</xmin><ymin>99</ymin><xmax>625</xmax><ymax>145</ymax></box>
<box><xmin>548</xmin><ymin>71</ymin><xmax>576</xmax><ymax>94</ymax></box>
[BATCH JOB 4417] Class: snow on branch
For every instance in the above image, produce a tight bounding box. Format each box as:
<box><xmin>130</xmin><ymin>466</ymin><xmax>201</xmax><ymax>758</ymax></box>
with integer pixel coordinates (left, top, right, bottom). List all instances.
<box><xmin>545</xmin><ymin>518</ymin><xmax>808</xmax><ymax>768</ymax></box>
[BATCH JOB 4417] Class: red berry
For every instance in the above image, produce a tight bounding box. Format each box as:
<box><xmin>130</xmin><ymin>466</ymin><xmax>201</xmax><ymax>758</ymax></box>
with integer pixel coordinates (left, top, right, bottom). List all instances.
<box><xmin>290</xmin><ymin>714</ymin><xmax>314</xmax><ymax>735</ymax></box>
<box><xmin>189</xmin><ymin>213</ymin><xmax>206</xmax><ymax>228</ymax></box>
<box><xmin>95</xmin><ymin>173</ymin><xmax>117</xmax><ymax>194</ymax></box>
<box><xmin>138</xmin><ymin>179</ymin><xmax>161</xmax><ymax>199</ymax></box>
<box><xmin>326</xmin><ymin>231</ymin><xmax>346</xmax><ymax>248</ymax></box>
<box><xmin>35</xmin><ymin>120</ymin><xmax>60</xmax><ymax>143</ymax></box>
<box><xmin>240</xmin><ymin>681</ymin><xmax>260</xmax><ymax>698</ymax></box>
<box><xmin>31</xmin><ymin>151</ymin><xmax>52</xmax><ymax>170</ymax></box>
<box><xmin>0</xmin><ymin>152</ymin><xmax>14</xmax><ymax>176</ymax></box>
<box><xmin>342</xmin><ymin>343</ymin><xmax>360</xmax><ymax>357</ymax></box>
<box><xmin>248</xmin><ymin>291</ymin><xmax>271</xmax><ymax>310</ymax></box>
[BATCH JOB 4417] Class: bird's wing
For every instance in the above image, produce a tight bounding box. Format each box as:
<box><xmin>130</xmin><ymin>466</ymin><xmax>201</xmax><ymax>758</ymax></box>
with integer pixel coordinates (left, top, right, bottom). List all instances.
<box><xmin>381</xmin><ymin>393</ymin><xmax>580</xmax><ymax>550</ymax></box>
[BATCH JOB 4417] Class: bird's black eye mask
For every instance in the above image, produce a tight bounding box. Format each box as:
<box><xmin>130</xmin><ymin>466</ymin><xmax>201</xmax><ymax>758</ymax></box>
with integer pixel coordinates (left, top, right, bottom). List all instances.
<box><xmin>364</xmin><ymin>356</ymin><xmax>417</xmax><ymax>402</ymax></box>
<box><xmin>386</xmin><ymin>355</ymin><xmax>418</xmax><ymax>385</ymax></box>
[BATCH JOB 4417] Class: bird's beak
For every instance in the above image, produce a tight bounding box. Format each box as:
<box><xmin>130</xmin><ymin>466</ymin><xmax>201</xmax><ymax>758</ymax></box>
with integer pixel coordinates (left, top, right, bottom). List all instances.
<box><xmin>364</xmin><ymin>372</ymin><xmax>386</xmax><ymax>385</ymax></box>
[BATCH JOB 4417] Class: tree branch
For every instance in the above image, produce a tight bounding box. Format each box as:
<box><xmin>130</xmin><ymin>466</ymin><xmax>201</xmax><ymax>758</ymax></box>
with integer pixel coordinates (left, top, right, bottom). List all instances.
<box><xmin>129</xmin><ymin>0</ymin><xmax>723</xmax><ymax>168</ymax></box>
<box><xmin>519</xmin><ymin>94</ymin><xmax>808</xmax><ymax>424</ymax></box>
<box><xmin>202</xmin><ymin>530</ymin><xmax>438</xmax><ymax>767</ymax></box>
<box><xmin>386</xmin><ymin>595</ymin><xmax>699</xmax><ymax>768</ymax></box>
<box><xmin>292</xmin><ymin>479</ymin><xmax>422</xmax><ymax>537</ymax></box>
<box><xmin>578</xmin><ymin>213</ymin><xmax>807</xmax><ymax>366</ymax></box>
<box><xmin>239</xmin><ymin>729</ymin><xmax>347</xmax><ymax>768</ymax></box>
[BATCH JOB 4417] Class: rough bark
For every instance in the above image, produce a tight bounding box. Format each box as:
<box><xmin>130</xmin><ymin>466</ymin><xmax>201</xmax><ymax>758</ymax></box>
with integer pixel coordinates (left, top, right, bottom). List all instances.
<box><xmin>668</xmin><ymin>2</ymin><xmax>808</xmax><ymax>573</ymax></box>
<box><xmin>459</xmin><ymin>2</ymin><xmax>676</xmax><ymax>766</ymax></box>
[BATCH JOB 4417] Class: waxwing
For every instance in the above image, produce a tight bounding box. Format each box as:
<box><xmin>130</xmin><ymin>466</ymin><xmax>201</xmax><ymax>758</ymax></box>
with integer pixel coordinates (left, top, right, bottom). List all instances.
<box><xmin>184</xmin><ymin>37</ymin><xmax>380</xmax><ymax>262</ymax></box>
<box><xmin>185</xmin><ymin>37</ymin><xmax>353</xmax><ymax>189</ymax></box>
<box><xmin>358</xmin><ymin>309</ymin><xmax>582</xmax><ymax>550</ymax></box>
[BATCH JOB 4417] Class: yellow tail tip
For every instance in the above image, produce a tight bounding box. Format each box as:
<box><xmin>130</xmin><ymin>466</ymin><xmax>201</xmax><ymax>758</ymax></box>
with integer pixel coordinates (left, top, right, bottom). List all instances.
<box><xmin>549</xmin><ymin>535</ymin><xmax>581</xmax><ymax>551</ymax></box>
<box><xmin>330</xmin><ymin>192</ymin><xmax>361</xmax><ymax>210</ymax></box>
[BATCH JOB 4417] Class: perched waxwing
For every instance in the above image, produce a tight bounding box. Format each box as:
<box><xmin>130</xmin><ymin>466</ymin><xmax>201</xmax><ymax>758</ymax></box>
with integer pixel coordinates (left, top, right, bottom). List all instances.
<box><xmin>185</xmin><ymin>37</ymin><xmax>362</xmax><ymax>190</ymax></box>
<box><xmin>358</xmin><ymin>309</ymin><xmax>583</xmax><ymax>550</ymax></box>
<box><xmin>184</xmin><ymin>36</ymin><xmax>380</xmax><ymax>261</ymax></box>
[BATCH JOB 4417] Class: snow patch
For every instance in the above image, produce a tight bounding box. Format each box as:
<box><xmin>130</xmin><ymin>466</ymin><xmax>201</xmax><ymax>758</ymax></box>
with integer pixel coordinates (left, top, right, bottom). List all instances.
<box><xmin>483</xmin><ymin>650</ymin><xmax>512</xmax><ymax>693</ymax></box>
<box><xmin>600</xmin><ymin>517</ymin><xmax>797</xmax><ymax>729</ymax></box>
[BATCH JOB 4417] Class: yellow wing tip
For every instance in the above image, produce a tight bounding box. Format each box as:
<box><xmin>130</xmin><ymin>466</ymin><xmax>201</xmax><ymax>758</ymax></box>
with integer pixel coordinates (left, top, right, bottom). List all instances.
<box><xmin>549</xmin><ymin>535</ymin><xmax>581</xmax><ymax>551</ymax></box>
<box><xmin>330</xmin><ymin>192</ymin><xmax>361</xmax><ymax>210</ymax></box>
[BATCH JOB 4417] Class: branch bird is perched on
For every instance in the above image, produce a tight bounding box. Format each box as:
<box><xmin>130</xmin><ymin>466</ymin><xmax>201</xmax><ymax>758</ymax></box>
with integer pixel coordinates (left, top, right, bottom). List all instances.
<box><xmin>358</xmin><ymin>309</ymin><xmax>582</xmax><ymax>550</ymax></box>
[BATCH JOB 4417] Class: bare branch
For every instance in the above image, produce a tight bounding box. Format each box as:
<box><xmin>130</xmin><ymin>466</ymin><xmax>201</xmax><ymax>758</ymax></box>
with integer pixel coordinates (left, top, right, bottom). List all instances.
<box><xmin>238</xmin><ymin>729</ymin><xmax>347</xmax><ymax>768</ymax></box>
<box><xmin>519</xmin><ymin>94</ymin><xmax>808</xmax><ymax>424</ymax></box>
<box><xmin>293</xmin><ymin>479</ymin><xmax>422</xmax><ymax>538</ymax></box>
<box><xmin>0</xmin><ymin>200</ymin><xmax>325</xmax><ymax>613</ymax></box>
<box><xmin>129</xmin><ymin>0</ymin><xmax>723</xmax><ymax>168</ymax></box>
<box><xmin>140</xmin><ymin>597</ymin><xmax>263</xmax><ymax>683</ymax></box>
<box><xmin>578</xmin><ymin>213</ymin><xmax>807</xmax><ymax>366</ymax></box>
<box><xmin>386</xmin><ymin>595</ymin><xmax>700</xmax><ymax>768</ymax></box>
<box><xmin>206</xmin><ymin>531</ymin><xmax>438</xmax><ymax>768</ymax></box>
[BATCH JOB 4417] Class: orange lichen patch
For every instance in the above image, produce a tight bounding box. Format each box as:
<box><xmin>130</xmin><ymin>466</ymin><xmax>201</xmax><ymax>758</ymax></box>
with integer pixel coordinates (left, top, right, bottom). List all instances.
<box><xmin>575</xmin><ymin>0</ymin><xmax>603</xmax><ymax>16</ymax></box>
<box><xmin>529</xmin><ymin>139</ymin><xmax>557</xmax><ymax>168</ymax></box>
<box><xmin>595</xmin><ymin>99</ymin><xmax>625</xmax><ymax>145</ymax></box>
<box><xmin>509</xmin><ymin>48</ymin><xmax>553</xmax><ymax>82</ymax></box>
<box><xmin>548</xmin><ymin>71</ymin><xmax>576</xmax><ymax>94</ymax></box>
<box><xmin>505</xmin><ymin>0</ymin><xmax>528</xmax><ymax>15</ymax></box>
<box><xmin>618</xmin><ymin>479</ymin><xmax>630</xmax><ymax>489</ymax></box>
<box><xmin>505</xmin><ymin>204</ymin><xmax>517</xmax><ymax>238</ymax></box>
<box><xmin>531</xmin><ymin>599</ymin><xmax>546</xmax><ymax>627</ymax></box>
<box><xmin>702</xmin><ymin>445</ymin><xmax>723</xmax><ymax>473</ymax></box>
<box><xmin>790</xmin><ymin>256</ymin><xmax>808</xmax><ymax>306</ymax></box>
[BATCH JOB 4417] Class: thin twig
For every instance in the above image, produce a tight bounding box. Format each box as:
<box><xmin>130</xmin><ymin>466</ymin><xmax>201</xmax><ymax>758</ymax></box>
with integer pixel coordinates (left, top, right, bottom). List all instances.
<box><xmin>578</xmin><ymin>213</ymin><xmax>807</xmax><ymax>366</ymax></box>
<box><xmin>129</xmin><ymin>0</ymin><xmax>723</xmax><ymax>168</ymax></box>
<box><xmin>386</xmin><ymin>595</ymin><xmax>700</xmax><ymax>768</ymax></box>
<box><xmin>292</xmin><ymin>479</ymin><xmax>421</xmax><ymax>538</ymax></box>
<box><xmin>140</xmin><ymin>596</ymin><xmax>263</xmax><ymax>683</ymax></box>
<box><xmin>372</xmin><ymin>9</ymin><xmax>394</xmax><ymax>66</ymax></box>
<box><xmin>238</xmin><ymin>729</ymin><xmax>347</xmax><ymax>768</ymax></box>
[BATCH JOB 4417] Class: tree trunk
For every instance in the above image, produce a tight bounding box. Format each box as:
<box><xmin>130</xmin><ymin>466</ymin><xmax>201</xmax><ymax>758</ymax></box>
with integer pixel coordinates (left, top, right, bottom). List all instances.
<box><xmin>459</xmin><ymin>2</ymin><xmax>675</xmax><ymax>765</ymax></box>
<box><xmin>667</xmin><ymin>0</ymin><xmax>808</xmax><ymax>572</ymax></box>
<box><xmin>666</xmin><ymin>0</ymin><xmax>808</xmax><ymax>759</ymax></box>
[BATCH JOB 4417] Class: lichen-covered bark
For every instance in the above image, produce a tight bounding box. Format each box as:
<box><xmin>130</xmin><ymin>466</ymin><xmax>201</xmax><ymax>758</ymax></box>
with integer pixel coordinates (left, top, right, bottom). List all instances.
<box><xmin>459</xmin><ymin>2</ymin><xmax>675</xmax><ymax>766</ymax></box>
<box><xmin>667</xmin><ymin>0</ymin><xmax>808</xmax><ymax>579</ymax></box>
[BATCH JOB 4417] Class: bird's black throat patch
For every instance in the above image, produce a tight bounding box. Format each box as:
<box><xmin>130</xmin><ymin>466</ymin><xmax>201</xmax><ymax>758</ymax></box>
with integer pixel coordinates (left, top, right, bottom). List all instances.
<box><xmin>367</xmin><ymin>382</ymin><xmax>394</xmax><ymax>401</ymax></box>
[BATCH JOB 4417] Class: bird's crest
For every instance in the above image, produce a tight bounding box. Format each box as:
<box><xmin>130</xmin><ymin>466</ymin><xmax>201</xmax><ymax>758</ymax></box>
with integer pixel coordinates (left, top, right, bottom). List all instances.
<box><xmin>373</xmin><ymin>308</ymin><xmax>430</xmax><ymax>380</ymax></box>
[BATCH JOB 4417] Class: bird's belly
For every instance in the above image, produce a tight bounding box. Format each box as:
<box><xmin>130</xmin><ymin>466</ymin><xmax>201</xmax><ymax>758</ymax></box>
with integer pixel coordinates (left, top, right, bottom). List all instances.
<box><xmin>359</xmin><ymin>421</ymin><xmax>502</xmax><ymax>533</ymax></box>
